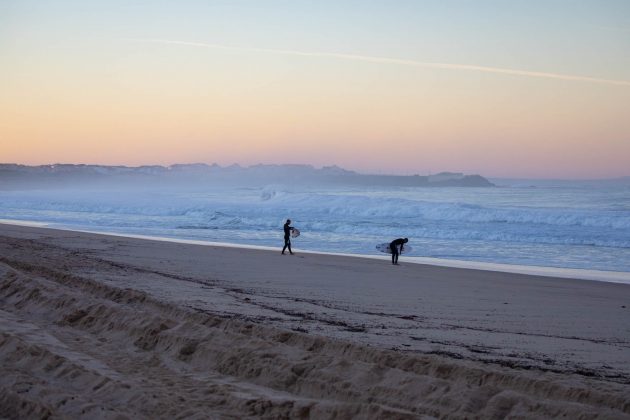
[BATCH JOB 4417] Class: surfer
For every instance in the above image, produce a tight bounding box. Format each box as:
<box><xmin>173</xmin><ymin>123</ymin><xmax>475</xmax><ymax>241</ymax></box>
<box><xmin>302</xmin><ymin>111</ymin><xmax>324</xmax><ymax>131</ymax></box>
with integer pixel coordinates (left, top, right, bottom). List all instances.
<box><xmin>282</xmin><ymin>219</ymin><xmax>294</xmax><ymax>255</ymax></box>
<box><xmin>389</xmin><ymin>238</ymin><xmax>408</xmax><ymax>265</ymax></box>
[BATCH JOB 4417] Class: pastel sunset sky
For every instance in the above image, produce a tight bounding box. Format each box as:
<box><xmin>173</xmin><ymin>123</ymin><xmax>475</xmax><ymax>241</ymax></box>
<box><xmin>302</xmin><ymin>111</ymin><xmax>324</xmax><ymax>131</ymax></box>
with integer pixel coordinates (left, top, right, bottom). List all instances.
<box><xmin>1</xmin><ymin>0</ymin><xmax>629</xmax><ymax>178</ymax></box>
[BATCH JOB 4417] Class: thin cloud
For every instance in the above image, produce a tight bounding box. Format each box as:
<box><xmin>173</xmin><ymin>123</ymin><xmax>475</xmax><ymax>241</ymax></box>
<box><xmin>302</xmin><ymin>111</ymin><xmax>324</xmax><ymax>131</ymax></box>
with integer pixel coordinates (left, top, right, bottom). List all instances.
<box><xmin>587</xmin><ymin>23</ymin><xmax>630</xmax><ymax>33</ymax></box>
<box><xmin>127</xmin><ymin>38</ymin><xmax>630</xmax><ymax>87</ymax></box>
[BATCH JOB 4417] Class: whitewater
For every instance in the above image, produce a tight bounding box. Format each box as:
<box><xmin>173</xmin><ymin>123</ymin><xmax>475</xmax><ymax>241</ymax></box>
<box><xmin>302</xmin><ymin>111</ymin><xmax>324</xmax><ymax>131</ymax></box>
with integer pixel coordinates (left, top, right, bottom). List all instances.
<box><xmin>1</xmin><ymin>183</ymin><xmax>629</xmax><ymax>272</ymax></box>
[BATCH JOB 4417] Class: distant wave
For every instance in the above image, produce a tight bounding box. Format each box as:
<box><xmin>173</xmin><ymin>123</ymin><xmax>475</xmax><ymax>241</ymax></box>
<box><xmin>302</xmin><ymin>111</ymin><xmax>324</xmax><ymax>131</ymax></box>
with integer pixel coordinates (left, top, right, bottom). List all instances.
<box><xmin>3</xmin><ymin>192</ymin><xmax>630</xmax><ymax>229</ymax></box>
<box><xmin>176</xmin><ymin>225</ymin><xmax>218</xmax><ymax>230</ymax></box>
<box><xmin>262</xmin><ymin>192</ymin><xmax>630</xmax><ymax>230</ymax></box>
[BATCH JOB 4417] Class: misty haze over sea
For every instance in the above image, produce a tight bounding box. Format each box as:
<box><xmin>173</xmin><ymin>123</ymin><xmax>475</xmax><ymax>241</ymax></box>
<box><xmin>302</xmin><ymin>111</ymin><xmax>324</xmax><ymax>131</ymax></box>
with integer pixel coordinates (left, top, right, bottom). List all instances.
<box><xmin>1</xmin><ymin>163</ymin><xmax>629</xmax><ymax>272</ymax></box>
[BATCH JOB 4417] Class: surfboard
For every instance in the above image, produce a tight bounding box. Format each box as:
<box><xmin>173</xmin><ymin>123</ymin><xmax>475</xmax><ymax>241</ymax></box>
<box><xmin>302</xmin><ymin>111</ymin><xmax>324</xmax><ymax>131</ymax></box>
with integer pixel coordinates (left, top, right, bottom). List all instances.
<box><xmin>376</xmin><ymin>242</ymin><xmax>413</xmax><ymax>254</ymax></box>
<box><xmin>291</xmin><ymin>228</ymin><xmax>300</xmax><ymax>238</ymax></box>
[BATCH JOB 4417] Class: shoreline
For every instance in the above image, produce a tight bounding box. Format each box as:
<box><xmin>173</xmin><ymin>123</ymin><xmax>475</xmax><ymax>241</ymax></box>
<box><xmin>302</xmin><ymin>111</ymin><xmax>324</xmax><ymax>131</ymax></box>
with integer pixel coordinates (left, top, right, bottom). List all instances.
<box><xmin>1</xmin><ymin>218</ymin><xmax>629</xmax><ymax>284</ymax></box>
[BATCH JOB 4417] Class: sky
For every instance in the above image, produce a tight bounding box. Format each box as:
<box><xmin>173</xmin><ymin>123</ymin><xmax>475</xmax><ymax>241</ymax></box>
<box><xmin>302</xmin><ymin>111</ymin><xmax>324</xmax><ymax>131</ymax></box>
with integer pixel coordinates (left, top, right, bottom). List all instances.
<box><xmin>1</xmin><ymin>0</ymin><xmax>629</xmax><ymax>178</ymax></box>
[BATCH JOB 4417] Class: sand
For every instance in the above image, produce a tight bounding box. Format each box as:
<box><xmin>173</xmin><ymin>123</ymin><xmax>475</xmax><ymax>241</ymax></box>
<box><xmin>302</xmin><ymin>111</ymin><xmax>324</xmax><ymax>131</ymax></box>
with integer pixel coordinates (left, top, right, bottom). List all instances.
<box><xmin>0</xmin><ymin>223</ymin><xmax>629</xmax><ymax>419</ymax></box>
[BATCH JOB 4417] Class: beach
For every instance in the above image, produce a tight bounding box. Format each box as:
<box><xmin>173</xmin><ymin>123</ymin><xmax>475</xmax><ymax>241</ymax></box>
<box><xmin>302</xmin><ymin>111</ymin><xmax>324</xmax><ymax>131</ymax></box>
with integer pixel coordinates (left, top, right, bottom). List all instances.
<box><xmin>1</xmin><ymin>223</ymin><xmax>629</xmax><ymax>418</ymax></box>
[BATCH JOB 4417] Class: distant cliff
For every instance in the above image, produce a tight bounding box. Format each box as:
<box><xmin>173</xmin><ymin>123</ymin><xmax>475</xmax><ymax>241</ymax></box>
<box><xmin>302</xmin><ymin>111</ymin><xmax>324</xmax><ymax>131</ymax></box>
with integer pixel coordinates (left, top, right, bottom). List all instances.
<box><xmin>0</xmin><ymin>163</ymin><xmax>494</xmax><ymax>188</ymax></box>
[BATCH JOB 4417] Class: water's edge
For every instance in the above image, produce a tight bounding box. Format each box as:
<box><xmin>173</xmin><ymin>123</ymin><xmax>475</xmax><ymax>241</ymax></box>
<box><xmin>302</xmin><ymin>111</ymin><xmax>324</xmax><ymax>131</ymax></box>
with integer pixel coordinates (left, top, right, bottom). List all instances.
<box><xmin>2</xmin><ymin>219</ymin><xmax>628</xmax><ymax>285</ymax></box>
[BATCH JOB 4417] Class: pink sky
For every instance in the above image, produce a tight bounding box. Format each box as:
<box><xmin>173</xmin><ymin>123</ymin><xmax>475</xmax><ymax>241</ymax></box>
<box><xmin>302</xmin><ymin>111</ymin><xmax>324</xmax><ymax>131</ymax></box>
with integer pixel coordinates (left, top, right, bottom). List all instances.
<box><xmin>2</xmin><ymin>1</ymin><xmax>629</xmax><ymax>179</ymax></box>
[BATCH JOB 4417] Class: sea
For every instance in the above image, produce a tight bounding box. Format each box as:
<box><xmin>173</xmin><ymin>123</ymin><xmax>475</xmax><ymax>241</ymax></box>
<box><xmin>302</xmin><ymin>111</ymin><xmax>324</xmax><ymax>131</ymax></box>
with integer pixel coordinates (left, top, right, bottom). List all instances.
<box><xmin>1</xmin><ymin>182</ymin><xmax>629</xmax><ymax>273</ymax></box>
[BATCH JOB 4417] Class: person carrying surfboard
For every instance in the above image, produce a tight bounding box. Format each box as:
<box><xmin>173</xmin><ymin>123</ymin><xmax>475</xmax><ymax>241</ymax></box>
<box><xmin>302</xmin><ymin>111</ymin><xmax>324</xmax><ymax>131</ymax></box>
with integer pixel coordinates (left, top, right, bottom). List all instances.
<box><xmin>389</xmin><ymin>238</ymin><xmax>408</xmax><ymax>265</ymax></box>
<box><xmin>282</xmin><ymin>219</ymin><xmax>295</xmax><ymax>255</ymax></box>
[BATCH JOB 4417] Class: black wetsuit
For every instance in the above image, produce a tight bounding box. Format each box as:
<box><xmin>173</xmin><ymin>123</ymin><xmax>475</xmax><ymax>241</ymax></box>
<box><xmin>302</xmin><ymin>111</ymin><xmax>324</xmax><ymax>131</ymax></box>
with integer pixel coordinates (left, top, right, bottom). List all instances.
<box><xmin>282</xmin><ymin>222</ymin><xmax>293</xmax><ymax>254</ymax></box>
<box><xmin>389</xmin><ymin>238</ymin><xmax>406</xmax><ymax>264</ymax></box>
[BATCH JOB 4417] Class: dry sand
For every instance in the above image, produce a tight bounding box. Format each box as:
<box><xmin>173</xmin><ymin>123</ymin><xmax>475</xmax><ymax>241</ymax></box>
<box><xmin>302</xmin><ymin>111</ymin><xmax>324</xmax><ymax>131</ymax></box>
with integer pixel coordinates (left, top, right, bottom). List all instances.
<box><xmin>0</xmin><ymin>223</ymin><xmax>629</xmax><ymax>419</ymax></box>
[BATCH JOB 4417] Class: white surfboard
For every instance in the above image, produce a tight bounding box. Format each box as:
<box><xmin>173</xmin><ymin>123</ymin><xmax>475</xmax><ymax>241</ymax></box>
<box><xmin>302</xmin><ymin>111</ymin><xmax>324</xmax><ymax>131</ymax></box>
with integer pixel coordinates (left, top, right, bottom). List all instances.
<box><xmin>291</xmin><ymin>228</ymin><xmax>300</xmax><ymax>238</ymax></box>
<box><xmin>376</xmin><ymin>242</ymin><xmax>412</xmax><ymax>254</ymax></box>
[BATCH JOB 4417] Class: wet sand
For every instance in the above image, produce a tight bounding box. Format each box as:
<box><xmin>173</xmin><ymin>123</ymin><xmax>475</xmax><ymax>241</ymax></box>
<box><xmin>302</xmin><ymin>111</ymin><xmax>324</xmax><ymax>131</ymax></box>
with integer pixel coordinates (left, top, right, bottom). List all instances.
<box><xmin>1</xmin><ymin>223</ymin><xmax>629</xmax><ymax>418</ymax></box>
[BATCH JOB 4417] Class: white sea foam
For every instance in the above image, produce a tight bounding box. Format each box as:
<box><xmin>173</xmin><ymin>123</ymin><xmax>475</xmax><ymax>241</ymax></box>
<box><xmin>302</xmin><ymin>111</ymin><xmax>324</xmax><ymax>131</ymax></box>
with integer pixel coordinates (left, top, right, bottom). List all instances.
<box><xmin>0</xmin><ymin>219</ymin><xmax>49</xmax><ymax>227</ymax></box>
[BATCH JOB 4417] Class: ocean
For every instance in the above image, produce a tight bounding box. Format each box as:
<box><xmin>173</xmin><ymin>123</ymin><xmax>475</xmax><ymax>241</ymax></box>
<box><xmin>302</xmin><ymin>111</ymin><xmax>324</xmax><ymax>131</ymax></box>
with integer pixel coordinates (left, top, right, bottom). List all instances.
<box><xmin>1</xmin><ymin>183</ymin><xmax>629</xmax><ymax>272</ymax></box>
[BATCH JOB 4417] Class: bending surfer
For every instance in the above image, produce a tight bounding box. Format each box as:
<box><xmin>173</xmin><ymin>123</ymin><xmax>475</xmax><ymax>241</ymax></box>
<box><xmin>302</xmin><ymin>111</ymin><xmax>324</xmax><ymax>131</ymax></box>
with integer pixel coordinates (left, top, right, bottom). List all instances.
<box><xmin>389</xmin><ymin>238</ymin><xmax>408</xmax><ymax>265</ymax></box>
<box><xmin>282</xmin><ymin>219</ymin><xmax>294</xmax><ymax>255</ymax></box>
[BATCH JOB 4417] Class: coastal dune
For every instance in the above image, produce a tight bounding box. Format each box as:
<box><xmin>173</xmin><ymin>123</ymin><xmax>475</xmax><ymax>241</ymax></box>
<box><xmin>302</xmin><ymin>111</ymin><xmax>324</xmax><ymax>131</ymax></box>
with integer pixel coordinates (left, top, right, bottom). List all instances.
<box><xmin>1</xmin><ymin>224</ymin><xmax>629</xmax><ymax>419</ymax></box>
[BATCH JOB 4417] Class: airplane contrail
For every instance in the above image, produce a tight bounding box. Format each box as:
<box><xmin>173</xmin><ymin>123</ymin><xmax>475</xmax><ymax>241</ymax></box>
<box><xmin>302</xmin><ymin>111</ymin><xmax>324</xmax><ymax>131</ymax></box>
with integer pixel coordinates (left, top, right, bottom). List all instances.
<box><xmin>127</xmin><ymin>38</ymin><xmax>630</xmax><ymax>87</ymax></box>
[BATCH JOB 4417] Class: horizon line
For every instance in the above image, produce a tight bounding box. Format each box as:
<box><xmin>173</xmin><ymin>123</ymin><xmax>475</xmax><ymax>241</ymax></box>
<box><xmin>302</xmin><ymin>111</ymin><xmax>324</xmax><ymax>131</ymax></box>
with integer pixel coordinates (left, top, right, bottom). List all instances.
<box><xmin>2</xmin><ymin>161</ymin><xmax>628</xmax><ymax>181</ymax></box>
<box><xmin>126</xmin><ymin>38</ymin><xmax>630</xmax><ymax>87</ymax></box>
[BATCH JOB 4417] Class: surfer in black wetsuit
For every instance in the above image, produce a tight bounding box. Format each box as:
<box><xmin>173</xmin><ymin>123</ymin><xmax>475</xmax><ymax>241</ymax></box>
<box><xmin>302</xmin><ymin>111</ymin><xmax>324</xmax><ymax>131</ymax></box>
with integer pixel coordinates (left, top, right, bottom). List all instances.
<box><xmin>282</xmin><ymin>219</ymin><xmax>294</xmax><ymax>255</ymax></box>
<box><xmin>389</xmin><ymin>238</ymin><xmax>408</xmax><ymax>265</ymax></box>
